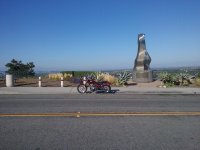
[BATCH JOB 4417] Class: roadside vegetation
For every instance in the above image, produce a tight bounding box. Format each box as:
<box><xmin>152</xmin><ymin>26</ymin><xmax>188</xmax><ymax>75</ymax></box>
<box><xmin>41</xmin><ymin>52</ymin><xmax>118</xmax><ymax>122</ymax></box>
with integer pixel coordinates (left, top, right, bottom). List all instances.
<box><xmin>48</xmin><ymin>73</ymin><xmax>72</xmax><ymax>80</ymax></box>
<box><xmin>61</xmin><ymin>71</ymin><xmax>95</xmax><ymax>77</ymax></box>
<box><xmin>195</xmin><ymin>72</ymin><xmax>200</xmax><ymax>87</ymax></box>
<box><xmin>47</xmin><ymin>71</ymin><xmax>132</xmax><ymax>86</ymax></box>
<box><xmin>157</xmin><ymin>71</ymin><xmax>200</xmax><ymax>87</ymax></box>
<box><xmin>8</xmin><ymin>70</ymin><xmax>199</xmax><ymax>87</ymax></box>
<box><xmin>1</xmin><ymin>60</ymin><xmax>200</xmax><ymax>88</ymax></box>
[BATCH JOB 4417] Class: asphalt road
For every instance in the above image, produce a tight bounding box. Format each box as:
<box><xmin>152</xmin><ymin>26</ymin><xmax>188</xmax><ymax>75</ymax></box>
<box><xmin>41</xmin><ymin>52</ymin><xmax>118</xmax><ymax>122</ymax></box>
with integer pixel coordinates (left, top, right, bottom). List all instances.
<box><xmin>0</xmin><ymin>94</ymin><xmax>200</xmax><ymax>150</ymax></box>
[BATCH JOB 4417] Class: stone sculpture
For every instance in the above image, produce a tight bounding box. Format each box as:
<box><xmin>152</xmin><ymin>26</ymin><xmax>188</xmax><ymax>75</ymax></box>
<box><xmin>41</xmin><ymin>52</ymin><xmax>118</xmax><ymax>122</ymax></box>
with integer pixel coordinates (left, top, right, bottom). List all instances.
<box><xmin>133</xmin><ymin>33</ymin><xmax>153</xmax><ymax>82</ymax></box>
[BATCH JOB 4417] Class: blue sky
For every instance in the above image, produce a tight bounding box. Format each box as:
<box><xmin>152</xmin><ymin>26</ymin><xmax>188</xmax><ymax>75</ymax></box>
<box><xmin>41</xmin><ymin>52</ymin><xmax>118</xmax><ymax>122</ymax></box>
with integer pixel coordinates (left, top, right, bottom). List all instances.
<box><xmin>0</xmin><ymin>0</ymin><xmax>200</xmax><ymax>71</ymax></box>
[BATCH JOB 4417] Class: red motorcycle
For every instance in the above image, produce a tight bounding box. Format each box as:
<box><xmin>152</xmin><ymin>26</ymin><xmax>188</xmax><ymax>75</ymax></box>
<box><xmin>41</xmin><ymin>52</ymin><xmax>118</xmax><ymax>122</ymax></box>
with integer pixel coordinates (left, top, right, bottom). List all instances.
<box><xmin>77</xmin><ymin>76</ymin><xmax>111</xmax><ymax>94</ymax></box>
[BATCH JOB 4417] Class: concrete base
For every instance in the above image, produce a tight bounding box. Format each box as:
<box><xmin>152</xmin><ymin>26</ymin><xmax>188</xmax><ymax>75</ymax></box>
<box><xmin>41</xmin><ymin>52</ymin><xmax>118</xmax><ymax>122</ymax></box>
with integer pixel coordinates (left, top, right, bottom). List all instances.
<box><xmin>6</xmin><ymin>74</ymin><xmax>14</xmax><ymax>87</ymax></box>
<box><xmin>133</xmin><ymin>70</ymin><xmax>153</xmax><ymax>83</ymax></box>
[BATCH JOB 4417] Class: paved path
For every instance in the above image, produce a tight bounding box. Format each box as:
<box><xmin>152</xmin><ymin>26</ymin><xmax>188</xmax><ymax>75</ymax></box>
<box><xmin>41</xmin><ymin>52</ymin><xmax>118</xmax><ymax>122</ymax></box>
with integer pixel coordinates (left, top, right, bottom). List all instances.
<box><xmin>0</xmin><ymin>86</ymin><xmax>200</xmax><ymax>94</ymax></box>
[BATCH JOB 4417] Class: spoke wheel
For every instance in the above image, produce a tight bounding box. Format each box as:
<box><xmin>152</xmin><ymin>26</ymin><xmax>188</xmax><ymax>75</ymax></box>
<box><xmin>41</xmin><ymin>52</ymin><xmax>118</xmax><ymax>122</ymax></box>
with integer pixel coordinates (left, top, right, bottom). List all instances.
<box><xmin>103</xmin><ymin>85</ymin><xmax>111</xmax><ymax>93</ymax></box>
<box><xmin>77</xmin><ymin>84</ymin><xmax>87</xmax><ymax>94</ymax></box>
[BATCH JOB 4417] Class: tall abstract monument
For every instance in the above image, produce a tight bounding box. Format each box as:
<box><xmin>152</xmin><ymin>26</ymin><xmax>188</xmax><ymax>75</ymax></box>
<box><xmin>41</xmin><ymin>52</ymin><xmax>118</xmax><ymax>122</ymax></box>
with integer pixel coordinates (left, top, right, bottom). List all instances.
<box><xmin>133</xmin><ymin>33</ymin><xmax>153</xmax><ymax>82</ymax></box>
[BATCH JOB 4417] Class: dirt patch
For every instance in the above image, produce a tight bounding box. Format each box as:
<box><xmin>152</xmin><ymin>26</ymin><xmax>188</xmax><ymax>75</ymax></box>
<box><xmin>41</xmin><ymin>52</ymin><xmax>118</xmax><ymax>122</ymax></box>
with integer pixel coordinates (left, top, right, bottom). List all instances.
<box><xmin>126</xmin><ymin>80</ymin><xmax>162</xmax><ymax>87</ymax></box>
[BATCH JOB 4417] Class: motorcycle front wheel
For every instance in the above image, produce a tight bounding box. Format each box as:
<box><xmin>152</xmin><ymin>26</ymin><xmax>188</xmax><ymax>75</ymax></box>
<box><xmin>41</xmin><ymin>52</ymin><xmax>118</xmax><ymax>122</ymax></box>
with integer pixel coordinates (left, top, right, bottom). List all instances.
<box><xmin>77</xmin><ymin>84</ymin><xmax>87</xmax><ymax>94</ymax></box>
<box><xmin>103</xmin><ymin>85</ymin><xmax>111</xmax><ymax>93</ymax></box>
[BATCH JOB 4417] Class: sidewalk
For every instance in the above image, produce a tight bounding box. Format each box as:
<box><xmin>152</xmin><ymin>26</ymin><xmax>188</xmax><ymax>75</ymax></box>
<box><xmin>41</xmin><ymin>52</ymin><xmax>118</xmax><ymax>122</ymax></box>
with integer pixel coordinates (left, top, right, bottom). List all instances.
<box><xmin>0</xmin><ymin>87</ymin><xmax>200</xmax><ymax>95</ymax></box>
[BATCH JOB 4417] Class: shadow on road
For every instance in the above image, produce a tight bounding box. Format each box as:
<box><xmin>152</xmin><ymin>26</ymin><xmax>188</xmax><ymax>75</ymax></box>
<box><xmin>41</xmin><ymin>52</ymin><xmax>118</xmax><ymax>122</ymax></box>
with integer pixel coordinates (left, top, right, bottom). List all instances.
<box><xmin>95</xmin><ymin>89</ymin><xmax>120</xmax><ymax>94</ymax></box>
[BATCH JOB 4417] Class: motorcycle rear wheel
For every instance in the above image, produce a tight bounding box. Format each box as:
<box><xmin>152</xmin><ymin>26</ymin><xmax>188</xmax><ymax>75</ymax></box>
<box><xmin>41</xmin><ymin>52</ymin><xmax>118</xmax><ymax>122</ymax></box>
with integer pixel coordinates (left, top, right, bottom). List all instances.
<box><xmin>103</xmin><ymin>85</ymin><xmax>111</xmax><ymax>93</ymax></box>
<box><xmin>77</xmin><ymin>84</ymin><xmax>87</xmax><ymax>94</ymax></box>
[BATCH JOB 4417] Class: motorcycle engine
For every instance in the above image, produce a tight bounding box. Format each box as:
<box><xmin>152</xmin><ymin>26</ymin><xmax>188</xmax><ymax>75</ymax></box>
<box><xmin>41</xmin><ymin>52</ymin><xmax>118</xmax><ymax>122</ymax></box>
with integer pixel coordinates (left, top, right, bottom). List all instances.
<box><xmin>89</xmin><ymin>84</ymin><xmax>96</xmax><ymax>92</ymax></box>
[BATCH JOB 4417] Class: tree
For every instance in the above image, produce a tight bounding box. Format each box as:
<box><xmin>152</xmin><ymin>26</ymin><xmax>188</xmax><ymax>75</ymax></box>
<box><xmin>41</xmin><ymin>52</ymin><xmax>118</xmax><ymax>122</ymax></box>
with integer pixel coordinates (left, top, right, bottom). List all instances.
<box><xmin>5</xmin><ymin>59</ymin><xmax>35</xmax><ymax>77</ymax></box>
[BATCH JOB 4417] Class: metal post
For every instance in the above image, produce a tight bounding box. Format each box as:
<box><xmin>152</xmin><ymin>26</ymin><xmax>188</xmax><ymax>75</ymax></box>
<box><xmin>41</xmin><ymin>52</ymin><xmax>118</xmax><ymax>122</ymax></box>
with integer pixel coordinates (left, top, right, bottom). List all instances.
<box><xmin>61</xmin><ymin>77</ymin><xmax>64</xmax><ymax>87</ymax></box>
<box><xmin>38</xmin><ymin>76</ymin><xmax>42</xmax><ymax>87</ymax></box>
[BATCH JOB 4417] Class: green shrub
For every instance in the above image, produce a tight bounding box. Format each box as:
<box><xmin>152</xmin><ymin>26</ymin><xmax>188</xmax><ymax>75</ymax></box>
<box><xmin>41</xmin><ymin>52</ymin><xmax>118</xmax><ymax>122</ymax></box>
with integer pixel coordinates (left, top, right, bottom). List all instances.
<box><xmin>93</xmin><ymin>72</ymin><xmax>104</xmax><ymax>82</ymax></box>
<box><xmin>159</xmin><ymin>73</ymin><xmax>176</xmax><ymax>87</ymax></box>
<box><xmin>92</xmin><ymin>72</ymin><xmax>117</xmax><ymax>84</ymax></box>
<box><xmin>195</xmin><ymin>78</ymin><xmax>200</xmax><ymax>87</ymax></box>
<box><xmin>116</xmin><ymin>72</ymin><xmax>132</xmax><ymax>86</ymax></box>
<box><xmin>158</xmin><ymin>72</ymin><xmax>171</xmax><ymax>83</ymax></box>
<box><xmin>197</xmin><ymin>72</ymin><xmax>200</xmax><ymax>78</ymax></box>
<box><xmin>158</xmin><ymin>72</ymin><xmax>192</xmax><ymax>87</ymax></box>
<box><xmin>164</xmin><ymin>82</ymin><xmax>175</xmax><ymax>87</ymax></box>
<box><xmin>179</xmin><ymin>73</ymin><xmax>191</xmax><ymax>85</ymax></box>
